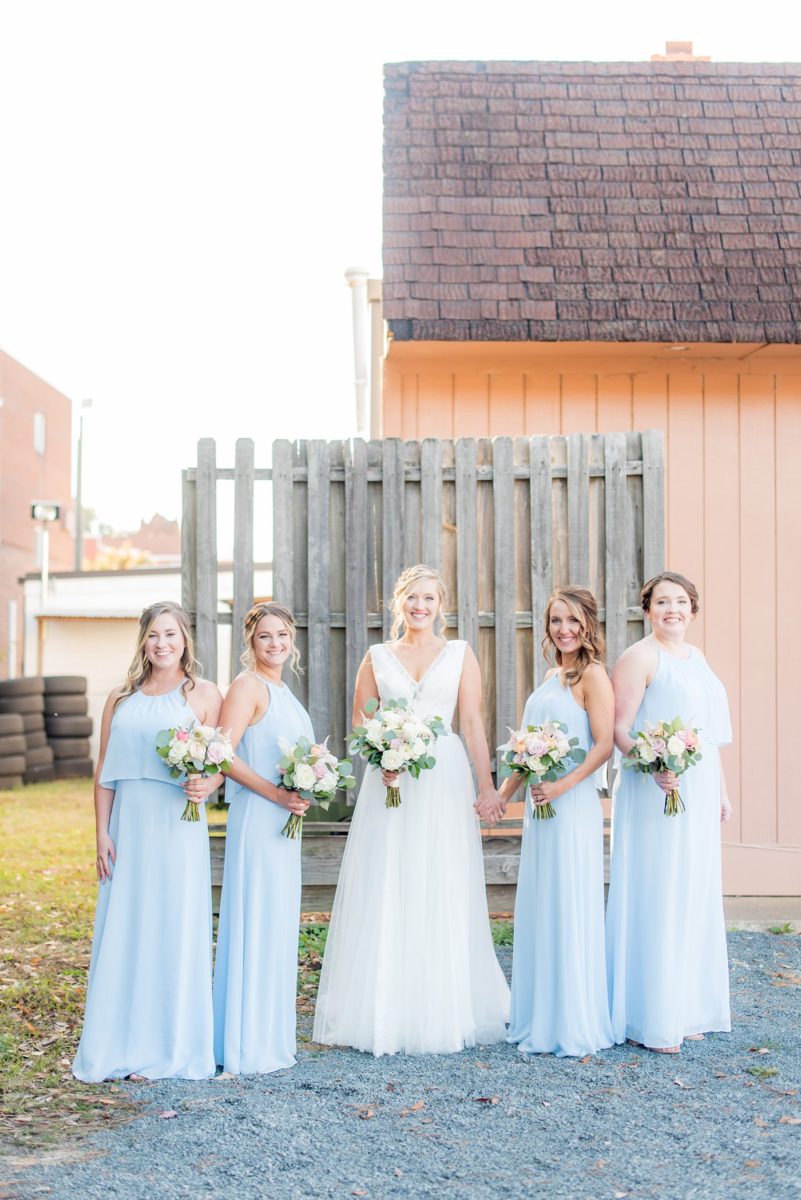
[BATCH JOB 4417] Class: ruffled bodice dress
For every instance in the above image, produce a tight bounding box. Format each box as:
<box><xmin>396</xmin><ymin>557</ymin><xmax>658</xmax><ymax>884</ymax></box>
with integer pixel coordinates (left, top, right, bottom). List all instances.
<box><xmin>313</xmin><ymin>639</ymin><xmax>510</xmax><ymax>1056</ymax></box>
<box><xmin>508</xmin><ymin>673</ymin><xmax>613</xmax><ymax>1056</ymax></box>
<box><xmin>73</xmin><ymin>685</ymin><xmax>214</xmax><ymax>1081</ymax></box>
<box><xmin>213</xmin><ymin>677</ymin><xmax>314</xmax><ymax>1074</ymax></box>
<box><xmin>605</xmin><ymin>646</ymin><xmax>732</xmax><ymax>1048</ymax></box>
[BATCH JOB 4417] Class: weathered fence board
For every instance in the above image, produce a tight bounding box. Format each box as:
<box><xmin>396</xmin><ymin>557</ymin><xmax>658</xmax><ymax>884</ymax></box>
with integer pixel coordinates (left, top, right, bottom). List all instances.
<box><xmin>183</xmin><ymin>432</ymin><xmax>664</xmax><ymax>755</ymax></box>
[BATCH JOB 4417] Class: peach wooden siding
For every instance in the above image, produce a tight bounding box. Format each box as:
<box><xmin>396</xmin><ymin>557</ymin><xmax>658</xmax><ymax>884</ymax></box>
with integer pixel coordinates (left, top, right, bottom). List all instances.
<box><xmin>383</xmin><ymin>340</ymin><xmax>801</xmax><ymax>895</ymax></box>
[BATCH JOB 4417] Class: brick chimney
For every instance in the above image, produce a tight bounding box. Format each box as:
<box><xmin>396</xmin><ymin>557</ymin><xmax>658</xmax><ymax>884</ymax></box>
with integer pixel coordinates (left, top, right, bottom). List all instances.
<box><xmin>651</xmin><ymin>41</ymin><xmax>711</xmax><ymax>62</ymax></box>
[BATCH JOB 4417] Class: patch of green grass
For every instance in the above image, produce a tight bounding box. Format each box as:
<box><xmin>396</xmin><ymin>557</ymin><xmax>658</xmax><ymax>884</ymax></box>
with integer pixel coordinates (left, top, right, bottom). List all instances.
<box><xmin>0</xmin><ymin>780</ymin><xmax>141</xmax><ymax>1148</ymax></box>
<box><xmin>768</xmin><ymin>922</ymin><xmax>795</xmax><ymax>935</ymax></box>
<box><xmin>746</xmin><ymin>1065</ymin><xmax>779</xmax><ymax>1078</ymax></box>
<box><xmin>491</xmin><ymin>920</ymin><xmax>514</xmax><ymax>947</ymax></box>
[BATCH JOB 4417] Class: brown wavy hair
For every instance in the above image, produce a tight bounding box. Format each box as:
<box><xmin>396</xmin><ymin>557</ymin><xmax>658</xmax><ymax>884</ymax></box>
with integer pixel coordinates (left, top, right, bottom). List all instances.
<box><xmin>115</xmin><ymin>602</ymin><xmax>199</xmax><ymax>709</ymax></box>
<box><xmin>542</xmin><ymin>586</ymin><xmax>606</xmax><ymax>687</ymax></box>
<box><xmin>240</xmin><ymin>602</ymin><xmax>302</xmax><ymax>676</ymax></box>
<box><xmin>641</xmin><ymin>571</ymin><xmax>700</xmax><ymax>615</ymax></box>
<box><xmin>388</xmin><ymin>565</ymin><xmax>447</xmax><ymax>640</ymax></box>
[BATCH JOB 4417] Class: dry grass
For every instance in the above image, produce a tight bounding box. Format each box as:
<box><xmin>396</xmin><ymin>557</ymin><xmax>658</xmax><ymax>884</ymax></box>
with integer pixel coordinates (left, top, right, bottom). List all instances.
<box><xmin>0</xmin><ymin>779</ymin><xmax>143</xmax><ymax>1150</ymax></box>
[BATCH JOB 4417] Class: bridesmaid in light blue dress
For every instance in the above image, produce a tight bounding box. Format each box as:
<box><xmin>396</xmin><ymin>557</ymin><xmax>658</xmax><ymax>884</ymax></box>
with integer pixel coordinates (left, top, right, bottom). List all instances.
<box><xmin>213</xmin><ymin>602</ymin><xmax>313</xmax><ymax>1075</ymax></box>
<box><xmin>495</xmin><ymin>587</ymin><xmax>614</xmax><ymax>1058</ymax></box>
<box><xmin>73</xmin><ymin>602</ymin><xmax>223</xmax><ymax>1082</ymax></box>
<box><xmin>606</xmin><ymin>572</ymin><xmax>733</xmax><ymax>1053</ymax></box>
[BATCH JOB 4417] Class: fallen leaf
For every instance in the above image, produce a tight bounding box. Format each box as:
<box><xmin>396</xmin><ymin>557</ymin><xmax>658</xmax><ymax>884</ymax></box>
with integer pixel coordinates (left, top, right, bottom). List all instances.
<box><xmin>473</xmin><ymin>1096</ymin><xmax>500</xmax><ymax>1105</ymax></box>
<box><xmin>779</xmin><ymin>1116</ymin><xmax>801</xmax><ymax>1125</ymax></box>
<box><xmin>673</xmin><ymin>1078</ymin><xmax>691</xmax><ymax>1089</ymax></box>
<box><xmin>744</xmin><ymin>1160</ymin><xmax>760</xmax><ymax>1168</ymax></box>
<box><xmin>400</xmin><ymin>1100</ymin><xmax>425</xmax><ymax>1117</ymax></box>
<box><xmin>579</xmin><ymin>1055</ymin><xmax>592</xmax><ymax>1064</ymax></box>
<box><xmin>385</xmin><ymin>1082</ymin><xmax>396</xmax><ymax>1092</ymax></box>
<box><xmin>157</xmin><ymin>1110</ymin><xmax>178</xmax><ymax>1120</ymax></box>
<box><xmin>749</xmin><ymin>1047</ymin><xmax>771</xmax><ymax>1055</ymax></box>
<box><xmin>474</xmin><ymin>1061</ymin><xmax>490</xmax><ymax>1069</ymax></box>
<box><xmin>351</xmin><ymin>1191</ymin><xmax>368</xmax><ymax>1197</ymax></box>
<box><xmin>393</xmin><ymin>1169</ymin><xmax>403</xmax><ymax>1177</ymax></box>
<box><xmin>754</xmin><ymin>1117</ymin><xmax>769</xmax><ymax>1128</ymax></box>
<box><xmin>214</xmin><ymin>1072</ymin><xmax>236</xmax><ymax>1082</ymax></box>
<box><xmin>714</xmin><ymin>1071</ymin><xmax>727</xmax><ymax>1078</ymax></box>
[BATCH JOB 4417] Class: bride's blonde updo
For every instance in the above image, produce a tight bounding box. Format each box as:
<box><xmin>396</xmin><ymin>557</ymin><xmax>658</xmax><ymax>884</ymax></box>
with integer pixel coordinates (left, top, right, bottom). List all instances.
<box><xmin>388</xmin><ymin>565</ymin><xmax>448</xmax><ymax>640</ymax></box>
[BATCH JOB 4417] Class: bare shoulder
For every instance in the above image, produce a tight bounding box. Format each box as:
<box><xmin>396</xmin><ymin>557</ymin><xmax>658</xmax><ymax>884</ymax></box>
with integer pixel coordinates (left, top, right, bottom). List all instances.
<box><xmin>224</xmin><ymin>670</ymin><xmax>262</xmax><ymax>698</ymax></box>
<box><xmin>614</xmin><ymin>637</ymin><xmax>657</xmax><ymax>672</ymax></box>
<box><xmin>192</xmin><ymin>678</ymin><xmax>223</xmax><ymax>705</ymax></box>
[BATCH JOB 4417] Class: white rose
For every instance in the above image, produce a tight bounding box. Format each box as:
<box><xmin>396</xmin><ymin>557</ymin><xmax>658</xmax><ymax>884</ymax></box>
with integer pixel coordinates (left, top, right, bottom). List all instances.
<box><xmin>526</xmin><ymin>757</ymin><xmax>543</xmax><ymax>774</ymax></box>
<box><xmin>638</xmin><ymin>743</ymin><xmax>657</xmax><ymax>764</ymax></box>
<box><xmin>409</xmin><ymin>737</ymin><xmax>426</xmax><ymax>759</ymax></box>
<box><xmin>401</xmin><ymin>721</ymin><xmax>419</xmax><ymax>739</ymax></box>
<box><xmin>364</xmin><ymin>719</ymin><xmax>385</xmax><ymax>747</ymax></box>
<box><xmin>381</xmin><ymin>749</ymin><xmax>405</xmax><ymax>772</ymax></box>
<box><xmin>196</xmin><ymin>724</ymin><xmax>215</xmax><ymax>741</ymax></box>
<box><xmin>167</xmin><ymin>742</ymin><xmax>188</xmax><ymax>765</ymax></box>
<box><xmin>294</xmin><ymin>763</ymin><xmax>316</xmax><ymax>790</ymax></box>
<box><xmin>666</xmin><ymin>735</ymin><xmax>685</xmax><ymax>757</ymax></box>
<box><xmin>382</xmin><ymin>710</ymin><xmax>403</xmax><ymax>730</ymax></box>
<box><xmin>314</xmin><ymin>771</ymin><xmax>337</xmax><ymax>793</ymax></box>
<box><xmin>187</xmin><ymin>737</ymin><xmax>206</xmax><ymax>762</ymax></box>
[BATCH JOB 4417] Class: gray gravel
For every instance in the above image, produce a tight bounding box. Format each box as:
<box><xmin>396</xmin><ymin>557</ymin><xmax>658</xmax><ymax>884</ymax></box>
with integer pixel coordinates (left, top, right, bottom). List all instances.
<box><xmin>5</xmin><ymin>932</ymin><xmax>801</xmax><ymax>1200</ymax></box>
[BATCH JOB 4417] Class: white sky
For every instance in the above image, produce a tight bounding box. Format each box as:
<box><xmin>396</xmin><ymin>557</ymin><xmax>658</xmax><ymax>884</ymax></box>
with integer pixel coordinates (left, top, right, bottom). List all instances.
<box><xmin>0</xmin><ymin>0</ymin><xmax>796</xmax><ymax>532</ymax></box>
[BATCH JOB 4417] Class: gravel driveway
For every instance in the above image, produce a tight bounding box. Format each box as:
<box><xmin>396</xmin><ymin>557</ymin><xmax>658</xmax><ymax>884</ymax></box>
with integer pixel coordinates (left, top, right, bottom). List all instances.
<box><xmin>5</xmin><ymin>932</ymin><xmax>801</xmax><ymax>1200</ymax></box>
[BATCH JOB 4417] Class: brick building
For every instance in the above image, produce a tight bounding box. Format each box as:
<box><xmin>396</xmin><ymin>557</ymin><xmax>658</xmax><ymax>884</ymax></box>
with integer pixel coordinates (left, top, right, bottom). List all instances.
<box><xmin>0</xmin><ymin>349</ymin><xmax>73</xmax><ymax>676</ymax></box>
<box><xmin>380</xmin><ymin>56</ymin><xmax>801</xmax><ymax>892</ymax></box>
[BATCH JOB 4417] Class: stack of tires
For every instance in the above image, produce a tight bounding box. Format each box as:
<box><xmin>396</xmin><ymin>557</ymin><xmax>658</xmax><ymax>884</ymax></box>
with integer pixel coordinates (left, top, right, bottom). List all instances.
<box><xmin>0</xmin><ymin>678</ymin><xmax>54</xmax><ymax>786</ymax></box>
<box><xmin>44</xmin><ymin>677</ymin><xmax>94</xmax><ymax>779</ymax></box>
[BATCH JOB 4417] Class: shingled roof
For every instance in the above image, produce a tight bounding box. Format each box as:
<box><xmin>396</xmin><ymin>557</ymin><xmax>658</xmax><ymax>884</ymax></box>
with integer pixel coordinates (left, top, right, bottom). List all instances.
<box><xmin>382</xmin><ymin>60</ymin><xmax>801</xmax><ymax>343</ymax></box>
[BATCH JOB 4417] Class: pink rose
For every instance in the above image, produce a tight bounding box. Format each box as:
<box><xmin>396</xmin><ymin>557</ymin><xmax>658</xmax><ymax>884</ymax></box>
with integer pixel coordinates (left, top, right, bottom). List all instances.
<box><xmin>313</xmin><ymin>761</ymin><xmax>327</xmax><ymax>778</ymax></box>
<box><xmin>390</xmin><ymin>738</ymin><xmax>403</xmax><ymax>750</ymax></box>
<box><xmin>207</xmin><ymin>741</ymin><xmax>226</xmax><ymax>764</ymax></box>
<box><xmin>176</xmin><ymin>729</ymin><xmax>190</xmax><ymax>742</ymax></box>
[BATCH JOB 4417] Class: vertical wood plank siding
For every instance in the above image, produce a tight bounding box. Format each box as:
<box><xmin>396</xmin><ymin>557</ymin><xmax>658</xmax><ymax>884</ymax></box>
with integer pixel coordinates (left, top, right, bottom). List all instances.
<box><xmin>184</xmin><ymin>432</ymin><xmax>660</xmax><ymax>797</ymax></box>
<box><xmin>232</xmin><ymin>438</ymin><xmax>255</xmax><ymax>675</ymax></box>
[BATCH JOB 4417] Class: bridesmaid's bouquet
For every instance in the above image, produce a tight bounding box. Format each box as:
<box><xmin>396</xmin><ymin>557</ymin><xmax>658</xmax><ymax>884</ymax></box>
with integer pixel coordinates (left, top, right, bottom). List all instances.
<box><xmin>276</xmin><ymin>736</ymin><xmax>356</xmax><ymax>839</ymax></box>
<box><xmin>624</xmin><ymin>717</ymin><xmax>702</xmax><ymax>816</ymax></box>
<box><xmin>348</xmin><ymin>697</ymin><xmax>447</xmax><ymax>808</ymax></box>
<box><xmin>155</xmin><ymin>723</ymin><xmax>234</xmax><ymax>822</ymax></box>
<box><xmin>497</xmin><ymin>721</ymin><xmax>586</xmax><ymax>820</ymax></box>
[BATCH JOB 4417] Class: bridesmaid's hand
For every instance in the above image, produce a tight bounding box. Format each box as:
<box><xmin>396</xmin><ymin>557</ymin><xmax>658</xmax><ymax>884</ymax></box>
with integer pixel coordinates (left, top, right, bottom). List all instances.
<box><xmin>720</xmin><ymin>795</ymin><xmax>732</xmax><ymax>823</ymax></box>
<box><xmin>275</xmin><ymin>788</ymin><xmax>310</xmax><ymax>816</ymax></box>
<box><xmin>182</xmin><ymin>772</ymin><xmax>223</xmax><ymax>804</ymax></box>
<box><xmin>530</xmin><ymin>779</ymin><xmax>565</xmax><ymax>805</ymax></box>
<box><xmin>653</xmin><ymin>769</ymin><xmax>679</xmax><ymax>795</ymax></box>
<box><xmin>96</xmin><ymin>832</ymin><xmax>116</xmax><ymax>883</ymax></box>
<box><xmin>380</xmin><ymin>769</ymin><xmax>400</xmax><ymax>786</ymax></box>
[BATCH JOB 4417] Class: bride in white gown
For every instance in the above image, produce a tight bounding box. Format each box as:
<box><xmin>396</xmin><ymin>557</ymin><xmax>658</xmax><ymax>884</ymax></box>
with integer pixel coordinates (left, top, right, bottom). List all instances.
<box><xmin>313</xmin><ymin>565</ymin><xmax>510</xmax><ymax>1056</ymax></box>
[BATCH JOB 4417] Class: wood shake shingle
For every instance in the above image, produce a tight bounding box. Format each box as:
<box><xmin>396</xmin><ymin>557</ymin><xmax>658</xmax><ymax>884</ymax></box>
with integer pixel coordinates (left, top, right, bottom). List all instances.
<box><xmin>383</xmin><ymin>60</ymin><xmax>801</xmax><ymax>342</ymax></box>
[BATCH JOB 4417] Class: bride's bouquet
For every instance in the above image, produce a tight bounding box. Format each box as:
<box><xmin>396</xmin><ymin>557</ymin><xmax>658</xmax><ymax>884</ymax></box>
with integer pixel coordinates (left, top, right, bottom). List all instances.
<box><xmin>276</xmin><ymin>736</ymin><xmax>356</xmax><ymax>839</ymax></box>
<box><xmin>497</xmin><ymin>721</ymin><xmax>586</xmax><ymax>819</ymax></box>
<box><xmin>624</xmin><ymin>717</ymin><xmax>702</xmax><ymax>816</ymax></box>
<box><xmin>155</xmin><ymin>723</ymin><xmax>234</xmax><ymax>821</ymax></box>
<box><xmin>348</xmin><ymin>697</ymin><xmax>447</xmax><ymax>808</ymax></box>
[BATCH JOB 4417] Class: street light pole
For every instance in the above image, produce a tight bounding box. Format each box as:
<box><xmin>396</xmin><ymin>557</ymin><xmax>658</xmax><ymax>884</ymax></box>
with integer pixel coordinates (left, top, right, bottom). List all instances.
<box><xmin>75</xmin><ymin>398</ymin><xmax>92</xmax><ymax>570</ymax></box>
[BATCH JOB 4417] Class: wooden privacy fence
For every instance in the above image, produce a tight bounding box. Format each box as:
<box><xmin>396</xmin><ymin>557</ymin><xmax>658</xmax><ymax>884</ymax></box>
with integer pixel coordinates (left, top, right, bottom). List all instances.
<box><xmin>182</xmin><ymin>432</ymin><xmax>664</xmax><ymax>770</ymax></box>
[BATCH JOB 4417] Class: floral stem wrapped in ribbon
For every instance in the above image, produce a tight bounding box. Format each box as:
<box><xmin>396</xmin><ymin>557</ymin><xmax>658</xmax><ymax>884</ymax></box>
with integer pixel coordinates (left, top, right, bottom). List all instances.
<box><xmin>348</xmin><ymin>697</ymin><xmax>447</xmax><ymax>808</ymax></box>
<box><xmin>276</xmin><ymin>736</ymin><xmax>356</xmax><ymax>839</ymax></box>
<box><xmin>155</xmin><ymin>723</ymin><xmax>234</xmax><ymax>821</ymax></box>
<box><xmin>497</xmin><ymin>721</ymin><xmax>586</xmax><ymax>820</ymax></box>
<box><xmin>624</xmin><ymin>716</ymin><xmax>702</xmax><ymax>816</ymax></box>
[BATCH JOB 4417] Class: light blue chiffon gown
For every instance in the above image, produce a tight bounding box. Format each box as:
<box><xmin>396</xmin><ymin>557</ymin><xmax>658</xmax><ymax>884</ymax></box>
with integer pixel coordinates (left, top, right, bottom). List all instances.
<box><xmin>606</xmin><ymin>647</ymin><xmax>732</xmax><ymax>1049</ymax></box>
<box><xmin>73</xmin><ymin>685</ymin><xmax>215</xmax><ymax>1082</ymax></box>
<box><xmin>508</xmin><ymin>673</ymin><xmax>613</xmax><ymax>1057</ymax></box>
<box><xmin>213</xmin><ymin>677</ymin><xmax>314</xmax><ymax>1074</ymax></box>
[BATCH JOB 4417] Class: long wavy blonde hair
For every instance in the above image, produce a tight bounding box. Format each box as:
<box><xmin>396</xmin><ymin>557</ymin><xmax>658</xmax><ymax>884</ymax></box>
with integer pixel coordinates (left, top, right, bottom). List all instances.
<box><xmin>388</xmin><ymin>565</ymin><xmax>448</xmax><ymax>640</ymax></box>
<box><xmin>240</xmin><ymin>601</ymin><xmax>302</xmax><ymax>676</ymax></box>
<box><xmin>115</xmin><ymin>602</ymin><xmax>199</xmax><ymax>709</ymax></box>
<box><xmin>542</xmin><ymin>586</ymin><xmax>606</xmax><ymax>687</ymax></box>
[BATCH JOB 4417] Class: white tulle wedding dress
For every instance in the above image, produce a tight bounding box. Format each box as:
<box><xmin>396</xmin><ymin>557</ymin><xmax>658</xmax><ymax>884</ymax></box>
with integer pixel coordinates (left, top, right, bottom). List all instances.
<box><xmin>313</xmin><ymin>639</ymin><xmax>510</xmax><ymax>1056</ymax></box>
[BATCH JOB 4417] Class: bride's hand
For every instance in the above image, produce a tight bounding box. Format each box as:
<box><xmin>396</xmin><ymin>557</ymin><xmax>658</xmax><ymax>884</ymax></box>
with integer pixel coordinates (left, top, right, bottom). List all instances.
<box><xmin>475</xmin><ymin>787</ymin><xmax>505</xmax><ymax>825</ymax></box>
